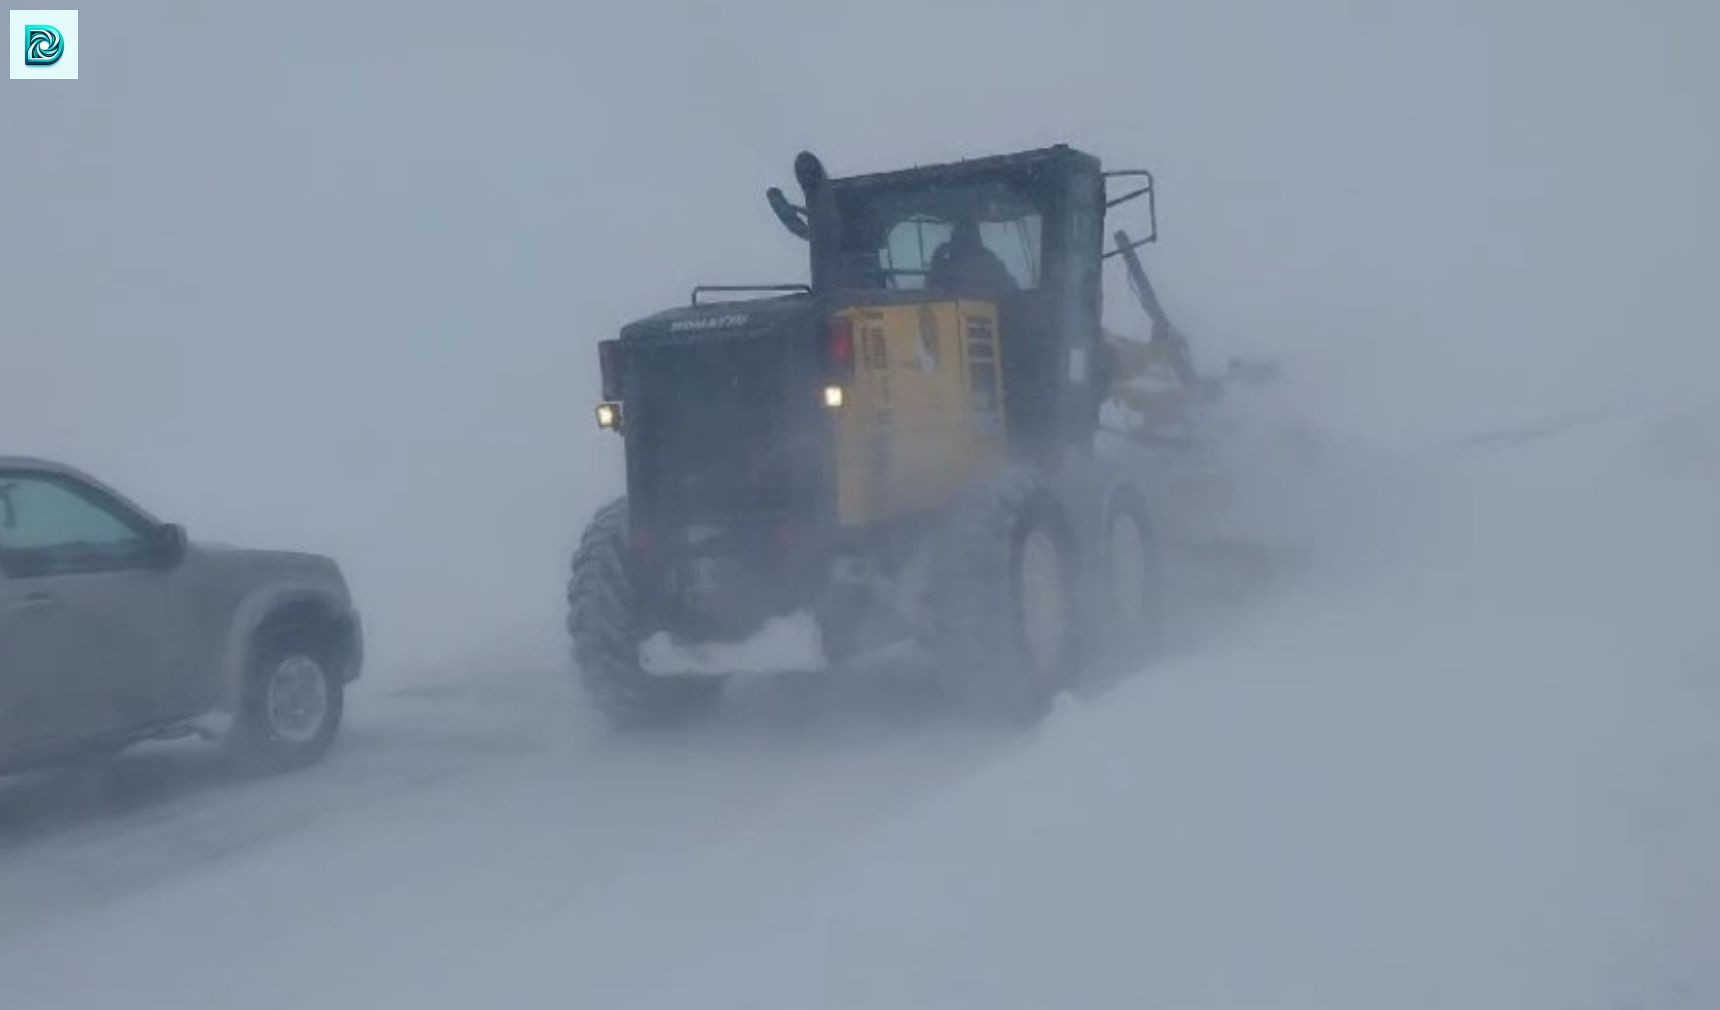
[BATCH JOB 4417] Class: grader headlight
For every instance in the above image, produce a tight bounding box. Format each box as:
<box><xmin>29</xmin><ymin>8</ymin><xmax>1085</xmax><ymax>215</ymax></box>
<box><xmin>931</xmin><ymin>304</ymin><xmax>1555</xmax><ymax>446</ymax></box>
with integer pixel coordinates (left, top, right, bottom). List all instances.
<box><xmin>821</xmin><ymin>385</ymin><xmax>846</xmax><ymax>409</ymax></box>
<box><xmin>595</xmin><ymin>401</ymin><xmax>623</xmax><ymax>431</ymax></box>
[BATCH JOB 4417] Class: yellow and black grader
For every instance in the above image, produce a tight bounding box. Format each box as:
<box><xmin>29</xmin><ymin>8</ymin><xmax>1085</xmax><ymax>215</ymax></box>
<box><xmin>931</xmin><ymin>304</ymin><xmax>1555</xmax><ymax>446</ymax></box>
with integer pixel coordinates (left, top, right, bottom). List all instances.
<box><xmin>570</xmin><ymin>144</ymin><xmax>1219</xmax><ymax>725</ymax></box>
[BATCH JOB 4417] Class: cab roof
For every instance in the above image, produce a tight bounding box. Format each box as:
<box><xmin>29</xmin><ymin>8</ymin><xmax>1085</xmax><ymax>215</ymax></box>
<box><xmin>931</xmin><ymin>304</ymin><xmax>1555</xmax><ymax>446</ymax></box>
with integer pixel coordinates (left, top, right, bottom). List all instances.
<box><xmin>828</xmin><ymin>144</ymin><xmax>1101</xmax><ymax>189</ymax></box>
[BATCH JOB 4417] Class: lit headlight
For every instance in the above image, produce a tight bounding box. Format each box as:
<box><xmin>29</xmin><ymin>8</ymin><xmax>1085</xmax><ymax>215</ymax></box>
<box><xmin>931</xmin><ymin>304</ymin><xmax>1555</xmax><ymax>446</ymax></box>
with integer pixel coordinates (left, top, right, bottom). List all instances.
<box><xmin>595</xmin><ymin>402</ymin><xmax>623</xmax><ymax>430</ymax></box>
<box><xmin>821</xmin><ymin>385</ymin><xmax>845</xmax><ymax>409</ymax></box>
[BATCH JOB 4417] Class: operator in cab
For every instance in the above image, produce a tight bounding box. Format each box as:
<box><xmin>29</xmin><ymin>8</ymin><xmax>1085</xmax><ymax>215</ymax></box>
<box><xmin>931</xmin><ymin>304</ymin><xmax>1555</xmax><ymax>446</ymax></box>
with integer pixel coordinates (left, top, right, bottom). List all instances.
<box><xmin>926</xmin><ymin>218</ymin><xmax>1018</xmax><ymax>294</ymax></box>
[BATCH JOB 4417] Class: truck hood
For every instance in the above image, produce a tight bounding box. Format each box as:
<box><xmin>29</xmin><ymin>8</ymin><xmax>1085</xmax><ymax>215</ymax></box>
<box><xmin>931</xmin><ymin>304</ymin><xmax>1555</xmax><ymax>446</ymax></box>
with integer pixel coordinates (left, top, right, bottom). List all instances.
<box><xmin>186</xmin><ymin>542</ymin><xmax>352</xmax><ymax>598</ymax></box>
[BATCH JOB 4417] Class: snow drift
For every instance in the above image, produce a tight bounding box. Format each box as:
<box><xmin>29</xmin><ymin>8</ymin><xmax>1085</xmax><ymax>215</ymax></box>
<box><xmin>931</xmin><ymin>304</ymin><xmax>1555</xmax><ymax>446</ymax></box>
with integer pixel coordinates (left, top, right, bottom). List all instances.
<box><xmin>619</xmin><ymin>402</ymin><xmax>1720</xmax><ymax>1010</ymax></box>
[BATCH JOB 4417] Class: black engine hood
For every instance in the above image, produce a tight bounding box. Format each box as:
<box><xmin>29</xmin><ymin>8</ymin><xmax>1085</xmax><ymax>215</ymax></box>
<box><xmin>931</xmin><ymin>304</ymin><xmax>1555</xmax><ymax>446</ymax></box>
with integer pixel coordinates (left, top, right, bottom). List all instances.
<box><xmin>620</xmin><ymin>292</ymin><xmax>819</xmax><ymax>345</ymax></box>
<box><xmin>614</xmin><ymin>290</ymin><xmax>832</xmax><ymax>530</ymax></box>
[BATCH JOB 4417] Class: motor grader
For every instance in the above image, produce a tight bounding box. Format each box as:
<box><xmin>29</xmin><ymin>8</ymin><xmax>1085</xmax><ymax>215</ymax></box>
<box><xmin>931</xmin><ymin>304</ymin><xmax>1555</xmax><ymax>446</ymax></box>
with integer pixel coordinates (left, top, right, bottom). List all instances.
<box><xmin>570</xmin><ymin>144</ymin><xmax>1213</xmax><ymax>725</ymax></box>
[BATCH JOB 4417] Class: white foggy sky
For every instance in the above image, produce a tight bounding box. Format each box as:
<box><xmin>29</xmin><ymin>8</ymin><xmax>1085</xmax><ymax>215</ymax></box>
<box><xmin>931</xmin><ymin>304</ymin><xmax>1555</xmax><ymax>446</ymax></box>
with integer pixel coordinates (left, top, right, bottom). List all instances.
<box><xmin>4</xmin><ymin>0</ymin><xmax>1715</xmax><ymax>672</ymax></box>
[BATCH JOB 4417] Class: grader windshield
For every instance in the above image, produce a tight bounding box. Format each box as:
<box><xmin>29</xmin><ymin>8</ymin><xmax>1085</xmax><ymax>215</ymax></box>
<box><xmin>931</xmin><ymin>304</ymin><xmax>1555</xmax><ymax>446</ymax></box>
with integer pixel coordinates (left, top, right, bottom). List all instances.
<box><xmin>821</xmin><ymin>173</ymin><xmax>1049</xmax><ymax>294</ymax></box>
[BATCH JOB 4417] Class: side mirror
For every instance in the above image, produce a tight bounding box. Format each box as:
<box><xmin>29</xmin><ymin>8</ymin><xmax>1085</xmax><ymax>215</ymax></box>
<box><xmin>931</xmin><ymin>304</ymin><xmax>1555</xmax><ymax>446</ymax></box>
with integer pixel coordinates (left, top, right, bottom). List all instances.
<box><xmin>148</xmin><ymin>523</ymin><xmax>188</xmax><ymax>570</ymax></box>
<box><xmin>767</xmin><ymin>187</ymin><xmax>810</xmax><ymax>240</ymax></box>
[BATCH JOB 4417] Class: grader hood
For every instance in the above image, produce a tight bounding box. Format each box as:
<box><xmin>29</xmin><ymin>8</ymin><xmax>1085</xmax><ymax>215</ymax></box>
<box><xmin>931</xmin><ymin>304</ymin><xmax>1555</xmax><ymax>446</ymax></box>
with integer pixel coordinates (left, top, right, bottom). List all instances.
<box><xmin>613</xmin><ymin>295</ymin><xmax>829</xmax><ymax>529</ymax></box>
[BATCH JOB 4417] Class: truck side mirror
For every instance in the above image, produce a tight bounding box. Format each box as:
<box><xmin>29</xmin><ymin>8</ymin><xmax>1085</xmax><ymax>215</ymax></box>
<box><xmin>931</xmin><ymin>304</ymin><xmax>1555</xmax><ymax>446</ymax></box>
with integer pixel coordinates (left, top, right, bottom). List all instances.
<box><xmin>148</xmin><ymin>523</ymin><xmax>188</xmax><ymax>570</ymax></box>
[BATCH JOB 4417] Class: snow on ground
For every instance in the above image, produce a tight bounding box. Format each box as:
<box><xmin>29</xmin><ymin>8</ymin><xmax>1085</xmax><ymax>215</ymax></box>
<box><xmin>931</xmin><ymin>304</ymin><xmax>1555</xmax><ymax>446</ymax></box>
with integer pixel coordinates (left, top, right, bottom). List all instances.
<box><xmin>0</xmin><ymin>402</ymin><xmax>1715</xmax><ymax>1010</ymax></box>
<box><xmin>623</xmin><ymin>404</ymin><xmax>1720</xmax><ymax>1010</ymax></box>
<box><xmin>0</xmin><ymin>650</ymin><xmax>1016</xmax><ymax>1009</ymax></box>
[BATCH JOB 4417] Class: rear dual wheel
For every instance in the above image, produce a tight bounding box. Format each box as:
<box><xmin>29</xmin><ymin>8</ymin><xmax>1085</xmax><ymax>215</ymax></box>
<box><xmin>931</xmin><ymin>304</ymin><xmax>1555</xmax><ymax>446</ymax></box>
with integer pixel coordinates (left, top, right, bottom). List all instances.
<box><xmin>925</xmin><ymin>470</ymin><xmax>1161</xmax><ymax>721</ymax></box>
<box><xmin>1018</xmin><ymin>526</ymin><xmax>1074</xmax><ymax>679</ymax></box>
<box><xmin>925</xmin><ymin>467</ymin><xmax>1081</xmax><ymax>722</ymax></box>
<box><xmin>1098</xmin><ymin>489</ymin><xmax>1162</xmax><ymax>667</ymax></box>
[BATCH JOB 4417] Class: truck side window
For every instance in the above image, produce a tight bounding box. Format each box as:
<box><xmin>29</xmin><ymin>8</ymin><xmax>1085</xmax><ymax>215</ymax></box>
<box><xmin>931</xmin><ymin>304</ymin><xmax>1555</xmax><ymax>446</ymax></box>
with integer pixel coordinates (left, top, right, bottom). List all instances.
<box><xmin>0</xmin><ymin>474</ymin><xmax>146</xmax><ymax>572</ymax></box>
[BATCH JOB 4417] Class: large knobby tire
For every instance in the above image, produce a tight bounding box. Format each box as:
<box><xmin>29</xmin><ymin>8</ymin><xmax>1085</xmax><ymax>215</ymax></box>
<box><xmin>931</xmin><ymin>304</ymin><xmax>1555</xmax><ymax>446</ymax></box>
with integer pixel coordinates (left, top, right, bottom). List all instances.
<box><xmin>1098</xmin><ymin>486</ymin><xmax>1163</xmax><ymax>670</ymax></box>
<box><xmin>925</xmin><ymin>466</ymin><xmax>1081</xmax><ymax>722</ymax></box>
<box><xmin>567</xmin><ymin>498</ymin><xmax>723</xmax><ymax>728</ymax></box>
<box><xmin>227</xmin><ymin>632</ymin><xmax>345</xmax><ymax>774</ymax></box>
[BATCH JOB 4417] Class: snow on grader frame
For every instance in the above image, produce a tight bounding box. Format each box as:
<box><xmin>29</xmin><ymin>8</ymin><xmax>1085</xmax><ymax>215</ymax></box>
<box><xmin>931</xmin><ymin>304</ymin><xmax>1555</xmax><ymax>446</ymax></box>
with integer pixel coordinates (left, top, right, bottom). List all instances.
<box><xmin>571</xmin><ymin>145</ymin><xmax>1279</xmax><ymax>727</ymax></box>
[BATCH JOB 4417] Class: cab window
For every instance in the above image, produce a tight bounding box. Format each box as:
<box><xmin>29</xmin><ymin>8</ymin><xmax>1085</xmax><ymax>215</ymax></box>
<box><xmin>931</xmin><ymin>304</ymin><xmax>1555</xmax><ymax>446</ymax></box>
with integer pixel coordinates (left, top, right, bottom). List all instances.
<box><xmin>0</xmin><ymin>473</ymin><xmax>148</xmax><ymax>573</ymax></box>
<box><xmin>879</xmin><ymin>213</ymin><xmax>1042</xmax><ymax>292</ymax></box>
<box><xmin>836</xmin><ymin>178</ymin><xmax>1045</xmax><ymax>292</ymax></box>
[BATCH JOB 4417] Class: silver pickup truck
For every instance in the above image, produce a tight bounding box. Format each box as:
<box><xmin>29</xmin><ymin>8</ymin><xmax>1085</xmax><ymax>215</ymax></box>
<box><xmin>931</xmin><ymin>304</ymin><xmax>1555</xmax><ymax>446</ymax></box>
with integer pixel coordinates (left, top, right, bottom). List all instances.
<box><xmin>0</xmin><ymin>458</ymin><xmax>361</xmax><ymax>776</ymax></box>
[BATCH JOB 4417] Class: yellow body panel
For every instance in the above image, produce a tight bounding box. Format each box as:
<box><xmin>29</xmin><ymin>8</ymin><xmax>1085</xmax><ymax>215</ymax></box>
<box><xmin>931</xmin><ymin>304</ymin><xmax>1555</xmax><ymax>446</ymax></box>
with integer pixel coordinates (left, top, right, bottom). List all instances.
<box><xmin>834</xmin><ymin>300</ymin><xmax>1007</xmax><ymax>527</ymax></box>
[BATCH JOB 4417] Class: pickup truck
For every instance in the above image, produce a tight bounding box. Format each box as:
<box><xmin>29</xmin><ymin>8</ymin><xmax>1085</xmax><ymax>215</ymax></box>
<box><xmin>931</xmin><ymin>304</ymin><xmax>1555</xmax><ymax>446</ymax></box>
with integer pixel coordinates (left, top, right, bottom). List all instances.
<box><xmin>0</xmin><ymin>457</ymin><xmax>361</xmax><ymax>776</ymax></box>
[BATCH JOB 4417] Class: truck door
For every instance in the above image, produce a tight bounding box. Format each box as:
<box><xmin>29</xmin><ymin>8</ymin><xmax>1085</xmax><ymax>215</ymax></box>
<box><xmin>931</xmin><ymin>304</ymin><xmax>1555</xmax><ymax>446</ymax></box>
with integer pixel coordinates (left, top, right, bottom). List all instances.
<box><xmin>0</xmin><ymin>470</ymin><xmax>187</xmax><ymax>748</ymax></box>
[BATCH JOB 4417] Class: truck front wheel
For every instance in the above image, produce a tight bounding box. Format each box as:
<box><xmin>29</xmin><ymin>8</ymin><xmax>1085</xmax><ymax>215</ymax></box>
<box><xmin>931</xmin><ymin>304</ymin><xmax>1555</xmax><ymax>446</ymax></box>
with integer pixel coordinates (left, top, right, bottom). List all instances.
<box><xmin>227</xmin><ymin>633</ymin><xmax>344</xmax><ymax>773</ymax></box>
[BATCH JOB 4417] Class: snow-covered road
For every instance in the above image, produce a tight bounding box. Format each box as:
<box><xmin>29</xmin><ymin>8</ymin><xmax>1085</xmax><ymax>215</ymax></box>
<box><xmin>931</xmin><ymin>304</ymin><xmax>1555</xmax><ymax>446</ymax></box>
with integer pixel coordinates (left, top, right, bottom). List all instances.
<box><xmin>0</xmin><ymin>659</ymin><xmax>1020</xmax><ymax>1007</ymax></box>
<box><xmin>2</xmin><ymin>407</ymin><xmax>1716</xmax><ymax>1010</ymax></box>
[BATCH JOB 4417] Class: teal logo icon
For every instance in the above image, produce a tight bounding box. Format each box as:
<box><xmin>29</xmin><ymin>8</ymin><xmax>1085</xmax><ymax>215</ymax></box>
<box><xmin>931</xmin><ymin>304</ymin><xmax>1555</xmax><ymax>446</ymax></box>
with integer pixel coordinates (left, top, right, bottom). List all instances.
<box><xmin>24</xmin><ymin>24</ymin><xmax>64</xmax><ymax>66</ymax></box>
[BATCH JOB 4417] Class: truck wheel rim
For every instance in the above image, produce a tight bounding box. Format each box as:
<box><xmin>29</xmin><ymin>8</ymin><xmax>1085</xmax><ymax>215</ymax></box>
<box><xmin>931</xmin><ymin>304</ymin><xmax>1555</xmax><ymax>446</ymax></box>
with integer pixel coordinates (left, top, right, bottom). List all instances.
<box><xmin>266</xmin><ymin>656</ymin><xmax>329</xmax><ymax>745</ymax></box>
<box><xmin>1110</xmin><ymin>510</ymin><xmax>1148</xmax><ymax>622</ymax></box>
<box><xmin>1018</xmin><ymin>528</ymin><xmax>1068</xmax><ymax>675</ymax></box>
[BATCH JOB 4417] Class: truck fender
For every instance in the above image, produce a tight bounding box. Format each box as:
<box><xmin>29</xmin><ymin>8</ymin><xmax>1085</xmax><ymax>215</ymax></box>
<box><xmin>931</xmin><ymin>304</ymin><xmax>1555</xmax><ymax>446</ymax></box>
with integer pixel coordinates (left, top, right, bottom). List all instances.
<box><xmin>216</xmin><ymin>583</ymin><xmax>362</xmax><ymax>713</ymax></box>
